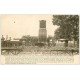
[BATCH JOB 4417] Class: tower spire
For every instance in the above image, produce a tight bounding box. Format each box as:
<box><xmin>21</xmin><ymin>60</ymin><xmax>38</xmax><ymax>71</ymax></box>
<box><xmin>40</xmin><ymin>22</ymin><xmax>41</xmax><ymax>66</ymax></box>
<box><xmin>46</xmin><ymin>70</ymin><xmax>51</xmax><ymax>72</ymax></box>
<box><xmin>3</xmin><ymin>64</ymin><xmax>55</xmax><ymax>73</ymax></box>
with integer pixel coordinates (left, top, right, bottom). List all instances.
<box><xmin>39</xmin><ymin>20</ymin><xmax>47</xmax><ymax>44</ymax></box>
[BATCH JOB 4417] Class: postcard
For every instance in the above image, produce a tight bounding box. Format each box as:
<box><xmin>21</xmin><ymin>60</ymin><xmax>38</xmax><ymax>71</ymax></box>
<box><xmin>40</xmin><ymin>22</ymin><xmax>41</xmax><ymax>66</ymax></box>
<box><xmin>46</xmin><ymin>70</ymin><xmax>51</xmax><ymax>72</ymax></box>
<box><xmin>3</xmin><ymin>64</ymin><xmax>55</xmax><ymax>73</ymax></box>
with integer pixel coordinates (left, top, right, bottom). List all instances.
<box><xmin>0</xmin><ymin>14</ymin><xmax>79</xmax><ymax>64</ymax></box>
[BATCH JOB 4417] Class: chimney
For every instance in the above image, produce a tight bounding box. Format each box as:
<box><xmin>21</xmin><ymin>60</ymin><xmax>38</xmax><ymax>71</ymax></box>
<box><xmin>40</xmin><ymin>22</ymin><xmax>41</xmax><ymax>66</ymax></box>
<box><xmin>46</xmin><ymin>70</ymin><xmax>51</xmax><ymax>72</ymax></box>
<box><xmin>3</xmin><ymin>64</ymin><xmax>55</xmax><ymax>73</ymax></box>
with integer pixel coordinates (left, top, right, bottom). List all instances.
<box><xmin>1</xmin><ymin>35</ymin><xmax>5</xmax><ymax>41</ymax></box>
<box><xmin>6</xmin><ymin>35</ymin><xmax>8</xmax><ymax>40</ymax></box>
<box><xmin>9</xmin><ymin>37</ymin><xmax>11</xmax><ymax>41</ymax></box>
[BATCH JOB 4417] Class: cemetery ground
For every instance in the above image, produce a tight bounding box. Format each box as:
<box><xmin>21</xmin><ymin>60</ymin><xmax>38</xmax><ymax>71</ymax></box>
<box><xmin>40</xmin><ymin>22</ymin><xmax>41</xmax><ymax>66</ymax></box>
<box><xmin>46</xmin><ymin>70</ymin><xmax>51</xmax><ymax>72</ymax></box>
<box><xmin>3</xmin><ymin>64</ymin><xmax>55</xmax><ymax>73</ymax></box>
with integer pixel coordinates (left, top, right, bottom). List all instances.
<box><xmin>1</xmin><ymin>43</ymin><xmax>79</xmax><ymax>64</ymax></box>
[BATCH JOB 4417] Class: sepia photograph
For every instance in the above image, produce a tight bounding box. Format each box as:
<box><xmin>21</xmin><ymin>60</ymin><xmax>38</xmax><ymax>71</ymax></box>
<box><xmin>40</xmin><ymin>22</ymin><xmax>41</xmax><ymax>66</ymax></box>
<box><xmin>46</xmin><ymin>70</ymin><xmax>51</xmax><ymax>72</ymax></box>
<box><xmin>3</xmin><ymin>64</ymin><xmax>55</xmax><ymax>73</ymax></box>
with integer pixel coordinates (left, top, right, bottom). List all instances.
<box><xmin>0</xmin><ymin>14</ymin><xmax>79</xmax><ymax>64</ymax></box>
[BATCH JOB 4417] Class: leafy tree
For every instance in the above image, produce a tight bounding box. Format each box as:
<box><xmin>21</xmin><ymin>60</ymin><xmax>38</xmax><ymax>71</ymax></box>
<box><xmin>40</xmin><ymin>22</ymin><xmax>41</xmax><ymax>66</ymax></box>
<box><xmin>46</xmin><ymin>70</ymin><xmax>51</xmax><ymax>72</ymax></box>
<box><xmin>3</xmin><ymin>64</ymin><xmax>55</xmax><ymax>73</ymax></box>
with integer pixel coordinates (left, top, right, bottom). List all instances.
<box><xmin>21</xmin><ymin>35</ymin><xmax>38</xmax><ymax>46</ymax></box>
<box><xmin>52</xmin><ymin>15</ymin><xmax>79</xmax><ymax>47</ymax></box>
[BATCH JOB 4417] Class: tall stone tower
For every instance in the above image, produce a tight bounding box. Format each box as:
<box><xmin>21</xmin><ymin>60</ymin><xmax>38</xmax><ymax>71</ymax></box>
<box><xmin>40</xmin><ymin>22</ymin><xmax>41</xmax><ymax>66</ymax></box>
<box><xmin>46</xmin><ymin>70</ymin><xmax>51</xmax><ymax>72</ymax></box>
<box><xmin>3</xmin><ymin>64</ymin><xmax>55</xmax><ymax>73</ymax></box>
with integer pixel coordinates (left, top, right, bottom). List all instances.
<box><xmin>39</xmin><ymin>20</ymin><xmax>47</xmax><ymax>43</ymax></box>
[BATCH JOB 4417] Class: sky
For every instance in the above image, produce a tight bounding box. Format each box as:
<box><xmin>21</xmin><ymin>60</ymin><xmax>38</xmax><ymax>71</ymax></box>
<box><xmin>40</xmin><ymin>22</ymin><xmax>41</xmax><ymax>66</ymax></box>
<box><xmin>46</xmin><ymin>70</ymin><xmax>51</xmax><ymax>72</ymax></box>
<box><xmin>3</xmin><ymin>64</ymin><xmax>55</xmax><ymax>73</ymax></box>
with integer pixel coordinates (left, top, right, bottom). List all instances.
<box><xmin>1</xmin><ymin>14</ymin><xmax>59</xmax><ymax>39</ymax></box>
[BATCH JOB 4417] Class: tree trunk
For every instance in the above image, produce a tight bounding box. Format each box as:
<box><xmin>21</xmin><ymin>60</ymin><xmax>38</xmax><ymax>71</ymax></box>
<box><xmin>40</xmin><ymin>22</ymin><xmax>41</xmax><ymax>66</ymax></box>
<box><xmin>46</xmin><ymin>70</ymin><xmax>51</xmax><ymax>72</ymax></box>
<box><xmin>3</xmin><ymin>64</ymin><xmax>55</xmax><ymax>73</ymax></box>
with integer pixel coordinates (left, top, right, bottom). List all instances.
<box><xmin>77</xmin><ymin>39</ymin><xmax>79</xmax><ymax>47</ymax></box>
<box><xmin>73</xmin><ymin>39</ymin><xmax>75</xmax><ymax>47</ymax></box>
<box><xmin>64</xmin><ymin>40</ymin><xmax>68</xmax><ymax>47</ymax></box>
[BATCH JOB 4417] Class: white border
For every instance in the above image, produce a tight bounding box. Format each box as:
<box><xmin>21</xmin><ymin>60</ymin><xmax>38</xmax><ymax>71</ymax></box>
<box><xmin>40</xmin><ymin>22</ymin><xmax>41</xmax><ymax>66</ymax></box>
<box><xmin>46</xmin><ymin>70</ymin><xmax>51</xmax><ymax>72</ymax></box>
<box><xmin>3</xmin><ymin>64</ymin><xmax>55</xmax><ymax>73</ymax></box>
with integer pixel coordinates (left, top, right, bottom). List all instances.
<box><xmin>0</xmin><ymin>0</ymin><xmax>80</xmax><ymax>80</ymax></box>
